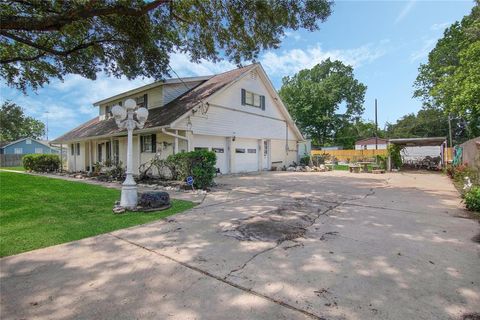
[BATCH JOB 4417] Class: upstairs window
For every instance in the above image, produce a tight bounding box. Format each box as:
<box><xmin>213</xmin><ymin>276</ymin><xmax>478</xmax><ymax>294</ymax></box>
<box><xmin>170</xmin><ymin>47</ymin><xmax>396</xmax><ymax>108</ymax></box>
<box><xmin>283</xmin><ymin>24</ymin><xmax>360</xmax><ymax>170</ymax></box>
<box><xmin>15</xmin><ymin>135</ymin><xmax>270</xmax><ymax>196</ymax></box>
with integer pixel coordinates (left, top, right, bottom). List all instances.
<box><xmin>105</xmin><ymin>105</ymin><xmax>112</xmax><ymax>118</ymax></box>
<box><xmin>136</xmin><ymin>94</ymin><xmax>148</xmax><ymax>108</ymax></box>
<box><xmin>76</xmin><ymin>143</ymin><xmax>80</xmax><ymax>155</ymax></box>
<box><xmin>241</xmin><ymin>89</ymin><xmax>265</xmax><ymax>110</ymax></box>
<box><xmin>71</xmin><ymin>144</ymin><xmax>74</xmax><ymax>155</ymax></box>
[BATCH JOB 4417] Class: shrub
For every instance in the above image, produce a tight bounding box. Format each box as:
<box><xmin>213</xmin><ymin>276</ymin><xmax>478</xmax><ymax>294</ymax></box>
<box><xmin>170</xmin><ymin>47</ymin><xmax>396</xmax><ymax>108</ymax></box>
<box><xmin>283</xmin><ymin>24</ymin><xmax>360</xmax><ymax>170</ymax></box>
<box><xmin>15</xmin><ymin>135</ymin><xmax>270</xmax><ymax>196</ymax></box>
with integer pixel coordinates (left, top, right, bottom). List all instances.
<box><xmin>464</xmin><ymin>186</ymin><xmax>480</xmax><ymax>212</ymax></box>
<box><xmin>300</xmin><ymin>155</ymin><xmax>310</xmax><ymax>166</ymax></box>
<box><xmin>166</xmin><ymin>150</ymin><xmax>216</xmax><ymax>189</ymax></box>
<box><xmin>388</xmin><ymin>144</ymin><xmax>403</xmax><ymax>169</ymax></box>
<box><xmin>23</xmin><ymin>154</ymin><xmax>61</xmax><ymax>172</ymax></box>
<box><xmin>376</xmin><ymin>155</ymin><xmax>387</xmax><ymax>169</ymax></box>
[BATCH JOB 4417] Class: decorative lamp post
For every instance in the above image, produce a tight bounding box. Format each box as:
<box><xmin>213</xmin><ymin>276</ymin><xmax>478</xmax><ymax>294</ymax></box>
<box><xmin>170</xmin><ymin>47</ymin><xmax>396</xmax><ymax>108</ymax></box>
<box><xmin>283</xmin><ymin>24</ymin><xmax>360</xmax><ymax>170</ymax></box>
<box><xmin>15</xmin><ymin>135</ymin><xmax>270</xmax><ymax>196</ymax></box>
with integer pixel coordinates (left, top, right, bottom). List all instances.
<box><xmin>111</xmin><ymin>98</ymin><xmax>149</xmax><ymax>209</ymax></box>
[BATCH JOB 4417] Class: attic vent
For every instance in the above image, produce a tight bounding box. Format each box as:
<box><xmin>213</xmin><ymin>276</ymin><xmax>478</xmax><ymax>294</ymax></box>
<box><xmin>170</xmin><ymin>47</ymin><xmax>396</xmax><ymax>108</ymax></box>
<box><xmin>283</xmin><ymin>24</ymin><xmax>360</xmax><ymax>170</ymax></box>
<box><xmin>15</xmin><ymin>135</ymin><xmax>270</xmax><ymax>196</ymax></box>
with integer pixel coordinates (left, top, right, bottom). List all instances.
<box><xmin>250</xmin><ymin>71</ymin><xmax>257</xmax><ymax>80</ymax></box>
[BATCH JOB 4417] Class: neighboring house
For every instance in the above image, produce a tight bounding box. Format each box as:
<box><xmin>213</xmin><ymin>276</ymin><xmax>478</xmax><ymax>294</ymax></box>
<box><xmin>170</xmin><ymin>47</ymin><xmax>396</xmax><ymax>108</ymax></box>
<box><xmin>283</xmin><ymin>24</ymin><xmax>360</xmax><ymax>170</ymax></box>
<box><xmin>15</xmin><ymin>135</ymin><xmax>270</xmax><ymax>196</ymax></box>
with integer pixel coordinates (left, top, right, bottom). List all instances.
<box><xmin>52</xmin><ymin>63</ymin><xmax>304</xmax><ymax>174</ymax></box>
<box><xmin>354</xmin><ymin>137</ymin><xmax>388</xmax><ymax>150</ymax></box>
<box><xmin>0</xmin><ymin>138</ymin><xmax>59</xmax><ymax>155</ymax></box>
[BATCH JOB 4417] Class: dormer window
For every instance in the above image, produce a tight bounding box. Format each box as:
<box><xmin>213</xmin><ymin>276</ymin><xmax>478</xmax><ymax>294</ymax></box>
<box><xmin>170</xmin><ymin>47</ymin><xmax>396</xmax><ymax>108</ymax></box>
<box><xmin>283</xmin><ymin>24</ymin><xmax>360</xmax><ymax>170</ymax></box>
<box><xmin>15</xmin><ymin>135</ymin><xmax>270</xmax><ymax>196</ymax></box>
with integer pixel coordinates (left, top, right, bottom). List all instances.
<box><xmin>136</xmin><ymin>94</ymin><xmax>148</xmax><ymax>108</ymax></box>
<box><xmin>241</xmin><ymin>89</ymin><xmax>265</xmax><ymax>110</ymax></box>
<box><xmin>105</xmin><ymin>105</ymin><xmax>112</xmax><ymax>118</ymax></box>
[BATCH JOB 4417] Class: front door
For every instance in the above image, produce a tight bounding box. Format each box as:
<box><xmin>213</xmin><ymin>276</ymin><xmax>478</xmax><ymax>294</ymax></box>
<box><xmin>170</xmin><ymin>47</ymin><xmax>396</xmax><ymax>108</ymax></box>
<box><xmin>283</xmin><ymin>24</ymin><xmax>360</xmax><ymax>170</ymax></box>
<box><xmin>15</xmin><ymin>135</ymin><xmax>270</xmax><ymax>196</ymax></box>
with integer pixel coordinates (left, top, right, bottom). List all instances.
<box><xmin>263</xmin><ymin>140</ymin><xmax>270</xmax><ymax>170</ymax></box>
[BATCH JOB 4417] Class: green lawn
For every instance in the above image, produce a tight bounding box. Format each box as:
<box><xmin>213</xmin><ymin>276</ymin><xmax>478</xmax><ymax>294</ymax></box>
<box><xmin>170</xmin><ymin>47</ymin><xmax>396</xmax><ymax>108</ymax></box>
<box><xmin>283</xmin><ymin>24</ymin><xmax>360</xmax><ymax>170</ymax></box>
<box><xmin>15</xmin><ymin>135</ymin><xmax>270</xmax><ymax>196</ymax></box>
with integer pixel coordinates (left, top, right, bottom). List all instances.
<box><xmin>0</xmin><ymin>166</ymin><xmax>25</xmax><ymax>171</ymax></box>
<box><xmin>333</xmin><ymin>164</ymin><xmax>350</xmax><ymax>171</ymax></box>
<box><xmin>0</xmin><ymin>172</ymin><xmax>195</xmax><ymax>257</ymax></box>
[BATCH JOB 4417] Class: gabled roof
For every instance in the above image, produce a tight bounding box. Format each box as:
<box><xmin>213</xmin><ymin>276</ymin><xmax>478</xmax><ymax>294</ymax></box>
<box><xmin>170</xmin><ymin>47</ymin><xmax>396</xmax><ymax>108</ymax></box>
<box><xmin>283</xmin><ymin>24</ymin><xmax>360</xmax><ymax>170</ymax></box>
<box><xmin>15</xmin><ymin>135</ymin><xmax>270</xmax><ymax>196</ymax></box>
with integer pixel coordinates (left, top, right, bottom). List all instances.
<box><xmin>52</xmin><ymin>64</ymin><xmax>258</xmax><ymax>143</ymax></box>
<box><xmin>355</xmin><ymin>137</ymin><xmax>388</xmax><ymax>145</ymax></box>
<box><xmin>0</xmin><ymin>138</ymin><xmax>53</xmax><ymax>149</ymax></box>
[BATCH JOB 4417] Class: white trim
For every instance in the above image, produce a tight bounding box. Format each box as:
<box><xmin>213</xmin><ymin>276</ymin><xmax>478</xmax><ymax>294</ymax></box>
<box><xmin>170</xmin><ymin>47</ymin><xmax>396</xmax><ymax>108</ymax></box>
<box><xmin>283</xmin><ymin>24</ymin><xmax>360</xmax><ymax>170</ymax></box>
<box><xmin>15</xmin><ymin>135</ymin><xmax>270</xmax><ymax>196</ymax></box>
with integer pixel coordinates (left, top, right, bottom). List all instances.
<box><xmin>93</xmin><ymin>76</ymin><xmax>212</xmax><ymax>106</ymax></box>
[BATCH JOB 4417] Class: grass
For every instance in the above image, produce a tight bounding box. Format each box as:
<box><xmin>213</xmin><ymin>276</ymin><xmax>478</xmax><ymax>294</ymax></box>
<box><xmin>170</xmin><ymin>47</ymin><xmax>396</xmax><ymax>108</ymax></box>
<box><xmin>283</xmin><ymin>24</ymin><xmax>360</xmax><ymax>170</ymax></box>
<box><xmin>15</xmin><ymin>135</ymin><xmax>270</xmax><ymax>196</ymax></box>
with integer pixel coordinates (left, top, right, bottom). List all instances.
<box><xmin>0</xmin><ymin>172</ymin><xmax>195</xmax><ymax>257</ymax></box>
<box><xmin>0</xmin><ymin>166</ymin><xmax>25</xmax><ymax>171</ymax></box>
<box><xmin>333</xmin><ymin>164</ymin><xmax>349</xmax><ymax>171</ymax></box>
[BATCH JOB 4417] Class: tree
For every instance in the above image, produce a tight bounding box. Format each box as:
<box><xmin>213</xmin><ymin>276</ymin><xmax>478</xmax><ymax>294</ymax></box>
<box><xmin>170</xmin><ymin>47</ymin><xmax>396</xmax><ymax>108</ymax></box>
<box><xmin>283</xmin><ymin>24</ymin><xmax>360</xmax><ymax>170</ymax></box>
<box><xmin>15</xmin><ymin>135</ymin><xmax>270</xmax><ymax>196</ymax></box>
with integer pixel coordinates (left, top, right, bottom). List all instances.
<box><xmin>385</xmin><ymin>107</ymin><xmax>469</xmax><ymax>144</ymax></box>
<box><xmin>413</xmin><ymin>1</ymin><xmax>480</xmax><ymax>137</ymax></box>
<box><xmin>0</xmin><ymin>0</ymin><xmax>333</xmax><ymax>92</ymax></box>
<box><xmin>0</xmin><ymin>101</ymin><xmax>45</xmax><ymax>141</ymax></box>
<box><xmin>334</xmin><ymin>120</ymin><xmax>385</xmax><ymax>149</ymax></box>
<box><xmin>279</xmin><ymin>59</ymin><xmax>367</xmax><ymax>146</ymax></box>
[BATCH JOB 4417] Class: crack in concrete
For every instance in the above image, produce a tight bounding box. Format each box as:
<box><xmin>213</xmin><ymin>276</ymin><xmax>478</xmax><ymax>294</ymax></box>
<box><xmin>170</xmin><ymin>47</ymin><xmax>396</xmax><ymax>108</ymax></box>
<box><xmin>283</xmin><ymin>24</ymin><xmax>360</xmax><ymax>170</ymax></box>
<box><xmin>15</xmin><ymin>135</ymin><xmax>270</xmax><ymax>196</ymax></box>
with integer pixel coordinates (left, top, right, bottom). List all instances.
<box><xmin>109</xmin><ymin>233</ymin><xmax>328</xmax><ymax>320</ymax></box>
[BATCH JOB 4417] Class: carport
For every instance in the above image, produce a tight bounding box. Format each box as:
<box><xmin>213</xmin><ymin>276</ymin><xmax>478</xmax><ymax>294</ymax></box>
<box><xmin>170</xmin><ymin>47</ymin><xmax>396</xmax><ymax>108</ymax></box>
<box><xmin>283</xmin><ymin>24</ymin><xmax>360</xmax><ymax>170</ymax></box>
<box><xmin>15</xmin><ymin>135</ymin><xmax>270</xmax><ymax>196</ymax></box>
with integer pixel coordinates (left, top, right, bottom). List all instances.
<box><xmin>387</xmin><ymin>137</ymin><xmax>448</xmax><ymax>171</ymax></box>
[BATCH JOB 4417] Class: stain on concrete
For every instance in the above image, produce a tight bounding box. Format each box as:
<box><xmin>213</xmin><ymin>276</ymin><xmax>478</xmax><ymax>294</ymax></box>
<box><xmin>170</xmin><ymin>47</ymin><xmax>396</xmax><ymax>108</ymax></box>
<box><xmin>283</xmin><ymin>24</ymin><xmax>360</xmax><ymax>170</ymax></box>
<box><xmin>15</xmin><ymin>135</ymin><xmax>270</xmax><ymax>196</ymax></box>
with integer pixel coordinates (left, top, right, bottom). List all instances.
<box><xmin>222</xmin><ymin>199</ymin><xmax>331</xmax><ymax>243</ymax></box>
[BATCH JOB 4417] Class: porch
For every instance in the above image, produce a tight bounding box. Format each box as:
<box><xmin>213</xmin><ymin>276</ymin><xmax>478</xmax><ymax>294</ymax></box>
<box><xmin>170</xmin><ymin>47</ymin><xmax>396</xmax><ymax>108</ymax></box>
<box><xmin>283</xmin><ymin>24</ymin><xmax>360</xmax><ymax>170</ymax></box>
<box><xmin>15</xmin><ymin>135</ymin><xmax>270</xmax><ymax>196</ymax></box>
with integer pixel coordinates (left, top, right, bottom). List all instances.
<box><xmin>64</xmin><ymin>130</ymin><xmax>191</xmax><ymax>174</ymax></box>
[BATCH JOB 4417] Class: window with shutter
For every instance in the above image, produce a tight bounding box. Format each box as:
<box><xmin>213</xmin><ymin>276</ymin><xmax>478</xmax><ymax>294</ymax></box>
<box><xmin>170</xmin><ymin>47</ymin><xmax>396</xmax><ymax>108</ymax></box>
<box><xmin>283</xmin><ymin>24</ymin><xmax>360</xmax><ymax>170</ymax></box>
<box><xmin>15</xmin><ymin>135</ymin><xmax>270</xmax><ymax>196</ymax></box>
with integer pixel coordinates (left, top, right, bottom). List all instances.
<box><xmin>141</xmin><ymin>134</ymin><xmax>156</xmax><ymax>153</ymax></box>
<box><xmin>241</xmin><ymin>89</ymin><xmax>265</xmax><ymax>110</ymax></box>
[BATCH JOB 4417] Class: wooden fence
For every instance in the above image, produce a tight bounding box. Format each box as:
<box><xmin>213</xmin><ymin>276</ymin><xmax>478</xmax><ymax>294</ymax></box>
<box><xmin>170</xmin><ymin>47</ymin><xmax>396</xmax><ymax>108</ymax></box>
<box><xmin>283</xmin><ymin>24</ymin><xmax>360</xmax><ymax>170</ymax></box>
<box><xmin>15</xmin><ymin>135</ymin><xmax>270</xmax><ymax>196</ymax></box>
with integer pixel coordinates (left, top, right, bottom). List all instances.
<box><xmin>311</xmin><ymin>149</ymin><xmax>387</xmax><ymax>162</ymax></box>
<box><xmin>312</xmin><ymin>147</ymin><xmax>454</xmax><ymax>163</ymax></box>
<box><xmin>0</xmin><ymin>154</ymin><xmax>23</xmax><ymax>167</ymax></box>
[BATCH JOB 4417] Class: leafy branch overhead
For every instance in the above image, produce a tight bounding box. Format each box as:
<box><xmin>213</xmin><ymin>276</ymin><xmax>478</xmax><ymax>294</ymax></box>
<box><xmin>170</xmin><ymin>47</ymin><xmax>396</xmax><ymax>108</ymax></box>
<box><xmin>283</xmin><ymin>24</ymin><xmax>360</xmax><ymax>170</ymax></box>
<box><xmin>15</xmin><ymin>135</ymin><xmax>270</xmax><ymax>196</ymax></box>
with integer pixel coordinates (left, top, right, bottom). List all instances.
<box><xmin>0</xmin><ymin>0</ymin><xmax>333</xmax><ymax>92</ymax></box>
<box><xmin>413</xmin><ymin>0</ymin><xmax>480</xmax><ymax>138</ymax></box>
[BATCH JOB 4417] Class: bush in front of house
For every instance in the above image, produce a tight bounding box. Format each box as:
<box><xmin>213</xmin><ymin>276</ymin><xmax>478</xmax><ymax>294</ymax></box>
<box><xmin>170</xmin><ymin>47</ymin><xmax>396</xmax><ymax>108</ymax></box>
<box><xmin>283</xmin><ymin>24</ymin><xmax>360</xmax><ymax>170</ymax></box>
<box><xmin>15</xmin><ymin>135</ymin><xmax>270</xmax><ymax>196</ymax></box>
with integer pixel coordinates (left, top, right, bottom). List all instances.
<box><xmin>166</xmin><ymin>150</ymin><xmax>216</xmax><ymax>189</ymax></box>
<box><xmin>23</xmin><ymin>154</ymin><xmax>61</xmax><ymax>172</ymax></box>
<box><xmin>299</xmin><ymin>155</ymin><xmax>311</xmax><ymax>166</ymax></box>
<box><xmin>464</xmin><ymin>186</ymin><xmax>480</xmax><ymax>212</ymax></box>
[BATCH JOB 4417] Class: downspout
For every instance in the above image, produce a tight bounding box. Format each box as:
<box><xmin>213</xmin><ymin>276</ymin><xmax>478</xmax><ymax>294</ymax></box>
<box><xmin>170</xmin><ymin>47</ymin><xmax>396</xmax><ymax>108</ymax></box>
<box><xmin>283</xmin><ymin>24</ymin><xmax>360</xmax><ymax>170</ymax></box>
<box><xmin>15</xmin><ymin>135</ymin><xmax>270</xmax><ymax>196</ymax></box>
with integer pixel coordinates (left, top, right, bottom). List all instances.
<box><xmin>285</xmin><ymin>121</ymin><xmax>289</xmax><ymax>155</ymax></box>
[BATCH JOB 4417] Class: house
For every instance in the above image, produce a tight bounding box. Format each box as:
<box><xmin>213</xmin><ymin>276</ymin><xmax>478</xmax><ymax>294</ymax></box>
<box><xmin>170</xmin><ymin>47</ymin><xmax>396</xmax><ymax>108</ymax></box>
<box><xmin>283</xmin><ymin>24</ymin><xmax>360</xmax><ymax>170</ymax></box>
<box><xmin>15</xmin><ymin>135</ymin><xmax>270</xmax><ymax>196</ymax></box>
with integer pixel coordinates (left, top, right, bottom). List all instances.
<box><xmin>354</xmin><ymin>137</ymin><xmax>388</xmax><ymax>150</ymax></box>
<box><xmin>52</xmin><ymin>63</ymin><xmax>304</xmax><ymax>174</ymax></box>
<box><xmin>0</xmin><ymin>138</ymin><xmax>59</xmax><ymax>155</ymax></box>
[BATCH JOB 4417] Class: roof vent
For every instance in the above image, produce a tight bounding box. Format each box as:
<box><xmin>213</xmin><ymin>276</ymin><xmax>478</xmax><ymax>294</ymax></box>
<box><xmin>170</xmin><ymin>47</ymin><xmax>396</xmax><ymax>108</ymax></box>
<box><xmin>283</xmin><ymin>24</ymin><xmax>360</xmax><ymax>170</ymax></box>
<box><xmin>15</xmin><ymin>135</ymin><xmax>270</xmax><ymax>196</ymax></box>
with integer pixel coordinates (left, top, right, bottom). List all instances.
<box><xmin>250</xmin><ymin>71</ymin><xmax>257</xmax><ymax>80</ymax></box>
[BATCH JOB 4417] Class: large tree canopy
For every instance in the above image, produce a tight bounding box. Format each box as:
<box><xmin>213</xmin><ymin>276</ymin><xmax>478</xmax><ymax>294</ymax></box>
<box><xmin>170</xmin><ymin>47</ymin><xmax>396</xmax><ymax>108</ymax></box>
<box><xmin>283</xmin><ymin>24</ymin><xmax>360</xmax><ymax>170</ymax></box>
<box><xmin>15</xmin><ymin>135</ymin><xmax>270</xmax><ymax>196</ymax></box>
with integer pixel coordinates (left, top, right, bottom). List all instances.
<box><xmin>0</xmin><ymin>0</ymin><xmax>333</xmax><ymax>92</ymax></box>
<box><xmin>0</xmin><ymin>101</ymin><xmax>45</xmax><ymax>141</ymax></box>
<box><xmin>413</xmin><ymin>1</ymin><xmax>480</xmax><ymax>138</ymax></box>
<box><xmin>279</xmin><ymin>59</ymin><xmax>367</xmax><ymax>146</ymax></box>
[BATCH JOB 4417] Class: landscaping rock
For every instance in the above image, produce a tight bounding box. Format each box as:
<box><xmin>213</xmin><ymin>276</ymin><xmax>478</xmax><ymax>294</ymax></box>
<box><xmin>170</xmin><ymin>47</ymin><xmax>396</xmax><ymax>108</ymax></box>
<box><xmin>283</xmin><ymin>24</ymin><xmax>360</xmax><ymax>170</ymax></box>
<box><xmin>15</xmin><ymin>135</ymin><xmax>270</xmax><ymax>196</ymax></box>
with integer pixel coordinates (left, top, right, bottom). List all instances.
<box><xmin>287</xmin><ymin>166</ymin><xmax>296</xmax><ymax>172</ymax></box>
<box><xmin>112</xmin><ymin>202</ymin><xmax>126</xmax><ymax>214</ymax></box>
<box><xmin>137</xmin><ymin>191</ymin><xmax>170</xmax><ymax>211</ymax></box>
<box><xmin>305</xmin><ymin>166</ymin><xmax>312</xmax><ymax>172</ymax></box>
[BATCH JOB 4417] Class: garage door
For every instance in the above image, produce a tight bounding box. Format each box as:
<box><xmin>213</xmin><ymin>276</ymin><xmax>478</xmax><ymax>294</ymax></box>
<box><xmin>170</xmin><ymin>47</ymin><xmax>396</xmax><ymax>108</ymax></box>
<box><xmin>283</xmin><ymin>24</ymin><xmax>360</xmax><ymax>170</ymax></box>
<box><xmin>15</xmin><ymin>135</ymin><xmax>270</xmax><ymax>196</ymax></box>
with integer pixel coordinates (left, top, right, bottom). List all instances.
<box><xmin>234</xmin><ymin>138</ymin><xmax>259</xmax><ymax>173</ymax></box>
<box><xmin>193</xmin><ymin>135</ymin><xmax>228</xmax><ymax>174</ymax></box>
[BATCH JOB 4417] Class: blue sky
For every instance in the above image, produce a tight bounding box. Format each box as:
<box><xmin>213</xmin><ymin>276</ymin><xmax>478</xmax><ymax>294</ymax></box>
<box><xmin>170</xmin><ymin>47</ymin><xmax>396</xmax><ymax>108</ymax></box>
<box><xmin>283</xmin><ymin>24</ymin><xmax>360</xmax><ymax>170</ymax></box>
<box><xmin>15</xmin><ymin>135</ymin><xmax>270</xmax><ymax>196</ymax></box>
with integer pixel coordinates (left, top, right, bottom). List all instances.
<box><xmin>0</xmin><ymin>0</ymin><xmax>475</xmax><ymax>139</ymax></box>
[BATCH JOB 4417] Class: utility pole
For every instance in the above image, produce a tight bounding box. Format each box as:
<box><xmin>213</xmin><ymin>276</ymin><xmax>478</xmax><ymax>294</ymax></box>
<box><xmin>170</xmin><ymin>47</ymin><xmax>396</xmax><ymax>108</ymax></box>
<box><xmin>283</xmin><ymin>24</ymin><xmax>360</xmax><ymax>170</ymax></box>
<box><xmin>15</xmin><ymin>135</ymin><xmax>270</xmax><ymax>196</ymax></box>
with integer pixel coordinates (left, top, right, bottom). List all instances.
<box><xmin>375</xmin><ymin>99</ymin><xmax>378</xmax><ymax>150</ymax></box>
<box><xmin>448</xmin><ymin>113</ymin><xmax>453</xmax><ymax>148</ymax></box>
<box><xmin>45</xmin><ymin>111</ymin><xmax>49</xmax><ymax>141</ymax></box>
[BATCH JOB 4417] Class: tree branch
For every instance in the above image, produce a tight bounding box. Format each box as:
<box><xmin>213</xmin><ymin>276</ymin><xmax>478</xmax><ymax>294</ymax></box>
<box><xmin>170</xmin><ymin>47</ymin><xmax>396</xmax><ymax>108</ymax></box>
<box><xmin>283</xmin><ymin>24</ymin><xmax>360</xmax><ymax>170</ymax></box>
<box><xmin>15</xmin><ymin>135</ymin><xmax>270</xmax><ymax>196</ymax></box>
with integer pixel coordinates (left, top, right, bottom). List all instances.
<box><xmin>0</xmin><ymin>52</ymin><xmax>46</xmax><ymax>64</ymax></box>
<box><xmin>0</xmin><ymin>31</ymin><xmax>130</xmax><ymax>61</ymax></box>
<box><xmin>1</xmin><ymin>0</ymin><xmax>170</xmax><ymax>31</ymax></box>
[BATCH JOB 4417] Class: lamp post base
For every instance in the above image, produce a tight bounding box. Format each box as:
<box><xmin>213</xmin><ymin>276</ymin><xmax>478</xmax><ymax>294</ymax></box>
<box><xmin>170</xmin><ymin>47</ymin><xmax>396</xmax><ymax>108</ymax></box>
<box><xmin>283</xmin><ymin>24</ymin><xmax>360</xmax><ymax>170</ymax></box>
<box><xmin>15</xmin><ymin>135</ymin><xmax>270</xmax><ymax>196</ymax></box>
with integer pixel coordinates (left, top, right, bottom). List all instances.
<box><xmin>120</xmin><ymin>184</ymin><xmax>138</xmax><ymax>210</ymax></box>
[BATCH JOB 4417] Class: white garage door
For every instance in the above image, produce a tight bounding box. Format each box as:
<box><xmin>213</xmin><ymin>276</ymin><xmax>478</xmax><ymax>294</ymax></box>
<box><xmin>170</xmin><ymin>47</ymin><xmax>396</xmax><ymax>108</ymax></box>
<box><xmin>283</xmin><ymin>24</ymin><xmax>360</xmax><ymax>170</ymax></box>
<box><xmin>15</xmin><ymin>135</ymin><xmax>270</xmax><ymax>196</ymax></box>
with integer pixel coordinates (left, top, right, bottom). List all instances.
<box><xmin>193</xmin><ymin>135</ymin><xmax>228</xmax><ymax>174</ymax></box>
<box><xmin>234</xmin><ymin>138</ymin><xmax>258</xmax><ymax>173</ymax></box>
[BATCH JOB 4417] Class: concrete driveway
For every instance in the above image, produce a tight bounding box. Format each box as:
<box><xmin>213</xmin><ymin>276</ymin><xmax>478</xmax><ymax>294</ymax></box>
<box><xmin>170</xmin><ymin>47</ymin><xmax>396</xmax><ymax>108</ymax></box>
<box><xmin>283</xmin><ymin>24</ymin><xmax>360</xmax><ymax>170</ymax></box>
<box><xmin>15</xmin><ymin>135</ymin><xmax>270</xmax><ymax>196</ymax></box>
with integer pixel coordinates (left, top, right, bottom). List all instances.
<box><xmin>1</xmin><ymin>171</ymin><xmax>479</xmax><ymax>320</ymax></box>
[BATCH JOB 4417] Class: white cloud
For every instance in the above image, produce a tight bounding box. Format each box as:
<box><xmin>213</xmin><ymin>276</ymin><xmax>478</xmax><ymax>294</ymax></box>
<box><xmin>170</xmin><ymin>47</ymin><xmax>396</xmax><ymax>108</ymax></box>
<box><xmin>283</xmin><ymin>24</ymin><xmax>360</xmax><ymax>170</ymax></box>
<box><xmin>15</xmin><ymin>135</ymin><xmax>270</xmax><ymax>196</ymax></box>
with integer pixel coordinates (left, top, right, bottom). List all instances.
<box><xmin>260</xmin><ymin>41</ymin><xmax>390</xmax><ymax>76</ymax></box>
<box><xmin>284</xmin><ymin>31</ymin><xmax>302</xmax><ymax>41</ymax></box>
<box><xmin>169</xmin><ymin>52</ymin><xmax>236</xmax><ymax>77</ymax></box>
<box><xmin>430</xmin><ymin>22</ymin><xmax>450</xmax><ymax>31</ymax></box>
<box><xmin>395</xmin><ymin>0</ymin><xmax>416</xmax><ymax>24</ymax></box>
<box><xmin>410</xmin><ymin>38</ymin><xmax>437</xmax><ymax>62</ymax></box>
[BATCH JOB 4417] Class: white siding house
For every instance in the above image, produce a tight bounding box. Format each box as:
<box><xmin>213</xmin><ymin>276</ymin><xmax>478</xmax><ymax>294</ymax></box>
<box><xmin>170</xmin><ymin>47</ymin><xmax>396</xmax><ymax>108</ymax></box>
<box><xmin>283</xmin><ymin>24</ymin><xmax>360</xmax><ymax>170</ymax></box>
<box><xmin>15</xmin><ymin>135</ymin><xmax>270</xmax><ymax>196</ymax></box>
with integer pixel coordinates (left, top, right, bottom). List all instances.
<box><xmin>52</xmin><ymin>64</ymin><xmax>304</xmax><ymax>174</ymax></box>
<box><xmin>355</xmin><ymin>137</ymin><xmax>388</xmax><ymax>150</ymax></box>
